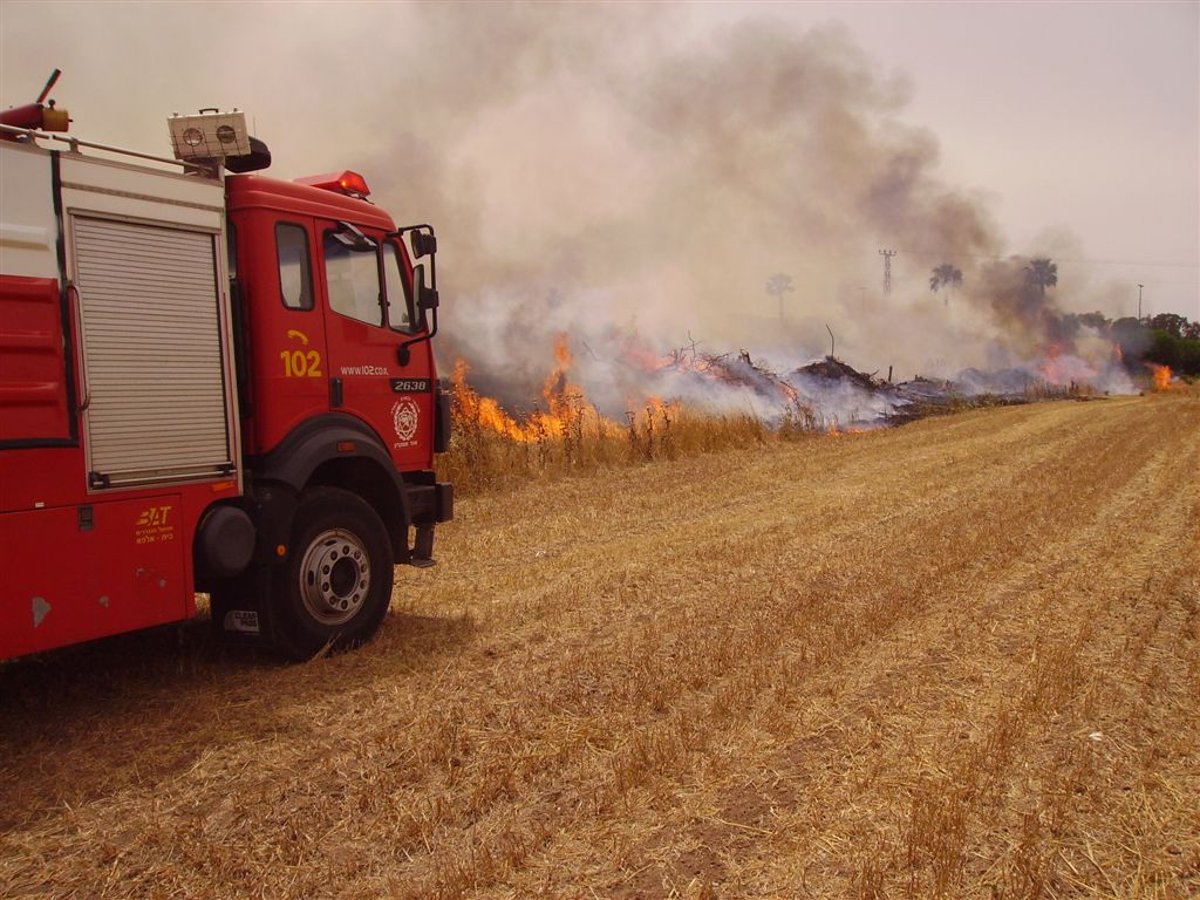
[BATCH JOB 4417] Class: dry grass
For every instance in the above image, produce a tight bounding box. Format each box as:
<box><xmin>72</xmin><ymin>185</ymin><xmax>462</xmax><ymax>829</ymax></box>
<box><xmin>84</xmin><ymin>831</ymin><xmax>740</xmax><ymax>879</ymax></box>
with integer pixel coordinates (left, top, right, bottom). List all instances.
<box><xmin>438</xmin><ymin>367</ymin><xmax>1124</xmax><ymax>498</ymax></box>
<box><xmin>2</xmin><ymin>394</ymin><xmax>1198</xmax><ymax>898</ymax></box>
<box><xmin>437</xmin><ymin>387</ymin><xmax>783</xmax><ymax>497</ymax></box>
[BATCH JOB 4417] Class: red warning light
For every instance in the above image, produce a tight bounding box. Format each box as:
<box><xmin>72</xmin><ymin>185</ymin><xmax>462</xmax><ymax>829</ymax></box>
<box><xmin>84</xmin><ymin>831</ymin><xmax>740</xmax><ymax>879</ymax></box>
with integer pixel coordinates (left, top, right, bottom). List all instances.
<box><xmin>294</xmin><ymin>170</ymin><xmax>371</xmax><ymax>198</ymax></box>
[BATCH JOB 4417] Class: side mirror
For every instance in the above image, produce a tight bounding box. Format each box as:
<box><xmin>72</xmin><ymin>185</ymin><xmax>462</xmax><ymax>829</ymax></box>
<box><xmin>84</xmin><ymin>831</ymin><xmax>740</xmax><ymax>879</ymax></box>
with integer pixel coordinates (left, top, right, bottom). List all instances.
<box><xmin>390</xmin><ymin>223</ymin><xmax>437</xmax><ymax>260</ymax></box>
<box><xmin>411</xmin><ymin>231</ymin><xmax>437</xmax><ymax>259</ymax></box>
<box><xmin>395</xmin><ymin>225</ymin><xmax>441</xmax><ymax>361</ymax></box>
<box><xmin>414</xmin><ymin>264</ymin><xmax>439</xmax><ymax>313</ymax></box>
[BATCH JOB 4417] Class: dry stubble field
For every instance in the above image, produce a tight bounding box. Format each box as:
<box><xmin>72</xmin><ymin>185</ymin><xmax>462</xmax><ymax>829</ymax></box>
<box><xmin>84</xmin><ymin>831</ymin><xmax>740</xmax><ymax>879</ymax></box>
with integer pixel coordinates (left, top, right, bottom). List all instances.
<box><xmin>1</xmin><ymin>395</ymin><xmax>1198</xmax><ymax>898</ymax></box>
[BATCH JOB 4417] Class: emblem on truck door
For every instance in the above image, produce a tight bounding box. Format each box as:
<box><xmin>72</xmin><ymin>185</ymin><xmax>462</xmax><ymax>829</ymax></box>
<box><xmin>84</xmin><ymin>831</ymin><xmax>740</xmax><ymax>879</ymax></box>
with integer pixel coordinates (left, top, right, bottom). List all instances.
<box><xmin>391</xmin><ymin>397</ymin><xmax>419</xmax><ymax>446</ymax></box>
<box><xmin>135</xmin><ymin>505</ymin><xmax>176</xmax><ymax>545</ymax></box>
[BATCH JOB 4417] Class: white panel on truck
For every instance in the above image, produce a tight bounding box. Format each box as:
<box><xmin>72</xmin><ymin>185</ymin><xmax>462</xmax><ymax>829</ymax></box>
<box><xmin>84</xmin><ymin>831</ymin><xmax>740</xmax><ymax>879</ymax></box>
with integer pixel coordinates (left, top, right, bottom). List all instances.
<box><xmin>73</xmin><ymin>216</ymin><xmax>233</xmax><ymax>486</ymax></box>
<box><xmin>0</xmin><ymin>142</ymin><xmax>58</xmax><ymax>278</ymax></box>
<box><xmin>59</xmin><ymin>153</ymin><xmax>225</xmax><ymax>231</ymax></box>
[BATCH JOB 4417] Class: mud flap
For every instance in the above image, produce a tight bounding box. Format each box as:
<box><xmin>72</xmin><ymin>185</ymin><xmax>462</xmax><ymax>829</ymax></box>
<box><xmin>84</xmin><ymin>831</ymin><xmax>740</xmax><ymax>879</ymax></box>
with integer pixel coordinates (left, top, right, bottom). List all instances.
<box><xmin>207</xmin><ymin>480</ymin><xmax>298</xmax><ymax>645</ymax></box>
<box><xmin>208</xmin><ymin>560</ymin><xmax>279</xmax><ymax>647</ymax></box>
<box><xmin>408</xmin><ymin>524</ymin><xmax>436</xmax><ymax>568</ymax></box>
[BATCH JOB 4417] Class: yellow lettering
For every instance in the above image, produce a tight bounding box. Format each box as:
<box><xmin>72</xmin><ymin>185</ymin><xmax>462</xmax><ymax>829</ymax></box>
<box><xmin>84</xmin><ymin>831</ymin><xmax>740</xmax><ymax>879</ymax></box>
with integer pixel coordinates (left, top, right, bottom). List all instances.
<box><xmin>306</xmin><ymin>350</ymin><xmax>323</xmax><ymax>377</ymax></box>
<box><xmin>281</xmin><ymin>348</ymin><xmax>322</xmax><ymax>377</ymax></box>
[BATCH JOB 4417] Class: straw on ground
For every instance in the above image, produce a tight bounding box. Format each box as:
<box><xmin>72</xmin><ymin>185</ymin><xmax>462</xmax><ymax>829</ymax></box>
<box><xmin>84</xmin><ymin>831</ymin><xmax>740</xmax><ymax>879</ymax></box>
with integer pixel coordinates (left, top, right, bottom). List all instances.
<box><xmin>1</xmin><ymin>394</ymin><xmax>1197</xmax><ymax>898</ymax></box>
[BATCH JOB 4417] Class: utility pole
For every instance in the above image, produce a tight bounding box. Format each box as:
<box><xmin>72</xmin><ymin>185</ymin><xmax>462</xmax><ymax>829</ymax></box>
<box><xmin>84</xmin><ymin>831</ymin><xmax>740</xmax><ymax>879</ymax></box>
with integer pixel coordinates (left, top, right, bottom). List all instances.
<box><xmin>879</xmin><ymin>249</ymin><xmax>897</xmax><ymax>295</ymax></box>
<box><xmin>1137</xmin><ymin>283</ymin><xmax>1144</xmax><ymax>321</ymax></box>
<box><xmin>765</xmin><ymin>273</ymin><xmax>794</xmax><ymax>324</ymax></box>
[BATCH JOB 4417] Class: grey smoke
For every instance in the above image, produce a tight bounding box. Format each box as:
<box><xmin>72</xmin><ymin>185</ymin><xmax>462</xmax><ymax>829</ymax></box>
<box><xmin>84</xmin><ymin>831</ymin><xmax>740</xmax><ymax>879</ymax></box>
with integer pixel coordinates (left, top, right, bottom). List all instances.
<box><xmin>3</xmin><ymin>3</ymin><xmax>1134</xmax><ymax>414</ymax></box>
<box><xmin>364</xmin><ymin>8</ymin><xmax>1059</xmax><ymax>409</ymax></box>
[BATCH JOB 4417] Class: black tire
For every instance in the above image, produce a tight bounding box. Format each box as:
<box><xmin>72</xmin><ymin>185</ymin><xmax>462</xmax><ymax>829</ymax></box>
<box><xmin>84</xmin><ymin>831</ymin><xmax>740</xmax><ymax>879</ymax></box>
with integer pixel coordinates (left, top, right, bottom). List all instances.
<box><xmin>271</xmin><ymin>487</ymin><xmax>394</xmax><ymax>660</ymax></box>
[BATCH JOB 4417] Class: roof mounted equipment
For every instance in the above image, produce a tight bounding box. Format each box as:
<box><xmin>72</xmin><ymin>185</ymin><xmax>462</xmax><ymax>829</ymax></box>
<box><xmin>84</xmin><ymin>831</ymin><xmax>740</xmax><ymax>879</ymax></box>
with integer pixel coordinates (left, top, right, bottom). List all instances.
<box><xmin>168</xmin><ymin>108</ymin><xmax>271</xmax><ymax>173</ymax></box>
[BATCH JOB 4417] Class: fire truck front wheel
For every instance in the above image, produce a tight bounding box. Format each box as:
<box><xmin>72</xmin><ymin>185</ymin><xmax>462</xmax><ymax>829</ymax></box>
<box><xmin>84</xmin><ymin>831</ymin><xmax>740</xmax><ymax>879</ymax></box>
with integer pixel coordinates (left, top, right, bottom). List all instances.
<box><xmin>273</xmin><ymin>487</ymin><xmax>394</xmax><ymax>660</ymax></box>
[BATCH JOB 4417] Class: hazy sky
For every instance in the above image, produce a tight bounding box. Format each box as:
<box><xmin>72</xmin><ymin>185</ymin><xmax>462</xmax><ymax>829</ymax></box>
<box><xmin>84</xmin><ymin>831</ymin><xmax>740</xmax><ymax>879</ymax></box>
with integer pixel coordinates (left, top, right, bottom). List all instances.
<box><xmin>760</xmin><ymin>0</ymin><xmax>1200</xmax><ymax>321</ymax></box>
<box><xmin>2</xmin><ymin>0</ymin><xmax>1196</xmax><ymax>335</ymax></box>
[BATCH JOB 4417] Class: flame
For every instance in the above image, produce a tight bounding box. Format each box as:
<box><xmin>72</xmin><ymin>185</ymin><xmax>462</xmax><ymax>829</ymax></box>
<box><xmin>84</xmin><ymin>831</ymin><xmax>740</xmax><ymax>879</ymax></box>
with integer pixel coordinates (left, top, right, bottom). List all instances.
<box><xmin>540</xmin><ymin>333</ymin><xmax>589</xmax><ymax>432</ymax></box>
<box><xmin>452</xmin><ymin>331</ymin><xmax>769</xmax><ymax>447</ymax></box>
<box><xmin>603</xmin><ymin>327</ymin><xmax>671</xmax><ymax>375</ymax></box>
<box><xmin>452</xmin><ymin>333</ymin><xmax>890</xmax><ymax>445</ymax></box>
<box><xmin>640</xmin><ymin>395</ymin><xmax>684</xmax><ymax>420</ymax></box>
<box><xmin>452</xmin><ymin>334</ymin><xmax>626</xmax><ymax>442</ymax></box>
<box><xmin>451</xmin><ymin>358</ymin><xmax>528</xmax><ymax>441</ymax></box>
<box><xmin>1146</xmin><ymin>363</ymin><xmax>1172</xmax><ymax>391</ymax></box>
<box><xmin>1038</xmin><ymin>342</ymin><xmax>1064</xmax><ymax>383</ymax></box>
<box><xmin>552</xmin><ymin>332</ymin><xmax>573</xmax><ymax>371</ymax></box>
<box><xmin>1037</xmin><ymin>342</ymin><xmax>1094</xmax><ymax>386</ymax></box>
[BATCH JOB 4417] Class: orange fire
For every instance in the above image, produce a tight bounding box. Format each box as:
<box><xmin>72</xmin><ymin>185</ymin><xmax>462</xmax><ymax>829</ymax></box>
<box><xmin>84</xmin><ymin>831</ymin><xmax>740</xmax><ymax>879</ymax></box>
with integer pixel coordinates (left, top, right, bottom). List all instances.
<box><xmin>611</xmin><ymin>328</ymin><xmax>672</xmax><ymax>375</ymax></box>
<box><xmin>452</xmin><ymin>334</ymin><xmax>626</xmax><ymax>442</ymax></box>
<box><xmin>642</xmin><ymin>395</ymin><xmax>682</xmax><ymax>417</ymax></box>
<box><xmin>450</xmin><ymin>359</ymin><xmax>525</xmax><ymax>440</ymax></box>
<box><xmin>1037</xmin><ymin>342</ymin><xmax>1077</xmax><ymax>385</ymax></box>
<box><xmin>1146</xmin><ymin>363</ymin><xmax>1172</xmax><ymax>392</ymax></box>
<box><xmin>451</xmin><ymin>334</ymin><xmax>872</xmax><ymax>444</ymax></box>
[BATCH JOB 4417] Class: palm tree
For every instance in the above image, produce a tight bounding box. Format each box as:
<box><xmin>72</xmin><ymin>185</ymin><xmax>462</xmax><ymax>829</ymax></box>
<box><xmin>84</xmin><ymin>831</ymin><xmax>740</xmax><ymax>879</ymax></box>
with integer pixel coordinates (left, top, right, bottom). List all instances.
<box><xmin>1024</xmin><ymin>257</ymin><xmax>1058</xmax><ymax>297</ymax></box>
<box><xmin>765</xmin><ymin>273</ymin><xmax>794</xmax><ymax>322</ymax></box>
<box><xmin>929</xmin><ymin>263</ymin><xmax>963</xmax><ymax>307</ymax></box>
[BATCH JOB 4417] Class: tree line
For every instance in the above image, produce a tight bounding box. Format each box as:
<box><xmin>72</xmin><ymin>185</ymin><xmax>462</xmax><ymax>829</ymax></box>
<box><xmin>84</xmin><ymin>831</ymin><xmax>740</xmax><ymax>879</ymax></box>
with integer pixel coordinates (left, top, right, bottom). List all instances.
<box><xmin>929</xmin><ymin>258</ymin><xmax>1200</xmax><ymax>377</ymax></box>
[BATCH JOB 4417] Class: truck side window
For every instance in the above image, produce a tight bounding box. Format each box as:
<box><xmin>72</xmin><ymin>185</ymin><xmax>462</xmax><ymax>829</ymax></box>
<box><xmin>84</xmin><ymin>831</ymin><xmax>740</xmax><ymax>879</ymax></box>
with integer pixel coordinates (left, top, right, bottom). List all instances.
<box><xmin>276</xmin><ymin>223</ymin><xmax>313</xmax><ymax>310</ymax></box>
<box><xmin>384</xmin><ymin>242</ymin><xmax>412</xmax><ymax>332</ymax></box>
<box><xmin>324</xmin><ymin>232</ymin><xmax>382</xmax><ymax>326</ymax></box>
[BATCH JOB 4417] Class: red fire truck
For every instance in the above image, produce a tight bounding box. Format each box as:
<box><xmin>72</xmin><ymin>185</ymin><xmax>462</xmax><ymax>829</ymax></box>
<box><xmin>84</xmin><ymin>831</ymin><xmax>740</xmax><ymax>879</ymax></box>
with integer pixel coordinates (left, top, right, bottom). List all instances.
<box><xmin>0</xmin><ymin>75</ymin><xmax>453</xmax><ymax>661</ymax></box>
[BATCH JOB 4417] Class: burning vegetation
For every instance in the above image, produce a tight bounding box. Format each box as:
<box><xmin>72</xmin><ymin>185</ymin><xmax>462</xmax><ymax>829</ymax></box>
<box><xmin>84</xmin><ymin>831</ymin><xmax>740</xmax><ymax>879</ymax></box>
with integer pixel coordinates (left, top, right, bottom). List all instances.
<box><xmin>440</xmin><ymin>293</ymin><xmax>1198</xmax><ymax>497</ymax></box>
<box><xmin>439</xmin><ymin>323</ymin><xmax>1176</xmax><ymax>497</ymax></box>
<box><xmin>449</xmin><ymin>336</ymin><xmax>623</xmax><ymax>445</ymax></box>
<box><xmin>408</xmin><ymin>10</ymin><xmax>1196</xmax><ymax>456</ymax></box>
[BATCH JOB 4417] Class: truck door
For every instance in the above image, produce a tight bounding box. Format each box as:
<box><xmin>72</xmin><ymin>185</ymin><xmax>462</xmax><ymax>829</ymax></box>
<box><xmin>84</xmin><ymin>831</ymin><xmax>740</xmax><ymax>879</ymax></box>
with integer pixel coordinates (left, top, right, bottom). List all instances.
<box><xmin>318</xmin><ymin>226</ymin><xmax>432</xmax><ymax>468</ymax></box>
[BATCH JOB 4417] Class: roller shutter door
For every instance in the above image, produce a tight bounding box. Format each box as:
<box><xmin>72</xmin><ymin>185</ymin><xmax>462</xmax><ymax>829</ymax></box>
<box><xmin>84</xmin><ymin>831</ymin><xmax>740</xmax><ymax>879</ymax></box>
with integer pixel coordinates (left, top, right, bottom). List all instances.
<box><xmin>73</xmin><ymin>216</ymin><xmax>233</xmax><ymax>486</ymax></box>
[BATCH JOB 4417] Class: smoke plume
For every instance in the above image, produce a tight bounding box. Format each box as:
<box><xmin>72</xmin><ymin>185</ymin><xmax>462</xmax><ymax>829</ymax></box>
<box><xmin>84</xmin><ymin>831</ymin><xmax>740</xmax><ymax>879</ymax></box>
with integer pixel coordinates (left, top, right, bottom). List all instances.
<box><xmin>3</xmin><ymin>2</ymin><xmax>1136</xmax><ymax>414</ymax></box>
<box><xmin>351</xmin><ymin>5</ymin><xmax>1108</xmax><ymax>411</ymax></box>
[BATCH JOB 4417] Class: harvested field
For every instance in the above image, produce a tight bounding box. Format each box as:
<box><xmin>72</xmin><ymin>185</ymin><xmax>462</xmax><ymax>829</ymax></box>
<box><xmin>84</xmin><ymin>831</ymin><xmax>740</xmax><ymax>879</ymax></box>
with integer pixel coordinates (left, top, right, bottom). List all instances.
<box><xmin>2</xmin><ymin>395</ymin><xmax>1198</xmax><ymax>898</ymax></box>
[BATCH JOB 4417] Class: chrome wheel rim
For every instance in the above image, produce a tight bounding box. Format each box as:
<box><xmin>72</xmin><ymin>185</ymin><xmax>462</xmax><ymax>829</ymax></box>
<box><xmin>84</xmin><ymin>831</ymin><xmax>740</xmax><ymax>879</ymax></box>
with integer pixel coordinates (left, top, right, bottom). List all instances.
<box><xmin>297</xmin><ymin>528</ymin><xmax>370</xmax><ymax>626</ymax></box>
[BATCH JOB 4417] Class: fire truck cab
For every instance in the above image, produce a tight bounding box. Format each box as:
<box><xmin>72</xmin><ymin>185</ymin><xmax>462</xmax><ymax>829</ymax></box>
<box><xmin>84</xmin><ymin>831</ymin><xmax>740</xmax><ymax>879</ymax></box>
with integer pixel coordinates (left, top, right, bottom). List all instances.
<box><xmin>0</xmin><ymin>89</ymin><xmax>452</xmax><ymax>661</ymax></box>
